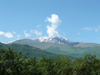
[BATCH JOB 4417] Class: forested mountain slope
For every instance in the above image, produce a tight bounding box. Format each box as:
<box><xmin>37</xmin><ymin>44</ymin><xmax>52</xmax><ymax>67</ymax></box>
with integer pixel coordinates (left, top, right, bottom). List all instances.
<box><xmin>0</xmin><ymin>42</ymin><xmax>75</xmax><ymax>61</ymax></box>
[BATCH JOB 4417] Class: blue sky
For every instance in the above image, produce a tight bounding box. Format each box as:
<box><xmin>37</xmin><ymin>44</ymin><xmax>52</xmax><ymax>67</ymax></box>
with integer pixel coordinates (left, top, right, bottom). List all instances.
<box><xmin>0</xmin><ymin>0</ymin><xmax>100</xmax><ymax>44</ymax></box>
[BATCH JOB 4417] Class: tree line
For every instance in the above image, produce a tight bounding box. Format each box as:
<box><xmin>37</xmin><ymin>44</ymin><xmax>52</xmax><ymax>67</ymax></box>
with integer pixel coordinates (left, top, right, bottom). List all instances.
<box><xmin>0</xmin><ymin>48</ymin><xmax>100</xmax><ymax>75</ymax></box>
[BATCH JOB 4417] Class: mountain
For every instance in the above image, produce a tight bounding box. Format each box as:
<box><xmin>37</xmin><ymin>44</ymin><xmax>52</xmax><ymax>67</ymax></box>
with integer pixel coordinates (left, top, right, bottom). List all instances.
<box><xmin>73</xmin><ymin>42</ymin><xmax>100</xmax><ymax>48</ymax></box>
<box><xmin>0</xmin><ymin>42</ymin><xmax>57</xmax><ymax>59</ymax></box>
<box><xmin>9</xmin><ymin>37</ymin><xmax>100</xmax><ymax>59</ymax></box>
<box><xmin>32</xmin><ymin>37</ymin><xmax>79</xmax><ymax>46</ymax></box>
<box><xmin>0</xmin><ymin>42</ymin><xmax>75</xmax><ymax>61</ymax></box>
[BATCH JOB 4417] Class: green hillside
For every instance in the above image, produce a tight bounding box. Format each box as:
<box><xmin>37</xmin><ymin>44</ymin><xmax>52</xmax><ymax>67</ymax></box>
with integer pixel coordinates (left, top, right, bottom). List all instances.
<box><xmin>10</xmin><ymin>39</ymin><xmax>100</xmax><ymax>59</ymax></box>
<box><xmin>43</xmin><ymin>45</ymin><xmax>100</xmax><ymax>58</ymax></box>
<box><xmin>0</xmin><ymin>42</ymin><xmax>57</xmax><ymax>59</ymax></box>
<box><xmin>73</xmin><ymin>42</ymin><xmax>100</xmax><ymax>48</ymax></box>
<box><xmin>42</xmin><ymin>44</ymin><xmax>100</xmax><ymax>59</ymax></box>
<box><xmin>0</xmin><ymin>42</ymin><xmax>75</xmax><ymax>61</ymax></box>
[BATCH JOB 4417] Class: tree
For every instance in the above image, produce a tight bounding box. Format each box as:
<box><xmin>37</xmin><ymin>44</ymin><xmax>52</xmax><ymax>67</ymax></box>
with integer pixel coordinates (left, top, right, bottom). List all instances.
<box><xmin>37</xmin><ymin>56</ymin><xmax>54</xmax><ymax>75</ymax></box>
<box><xmin>53</xmin><ymin>55</ymin><xmax>73</xmax><ymax>75</ymax></box>
<box><xmin>72</xmin><ymin>54</ymin><xmax>99</xmax><ymax>75</ymax></box>
<box><xmin>0</xmin><ymin>48</ymin><xmax>29</xmax><ymax>75</ymax></box>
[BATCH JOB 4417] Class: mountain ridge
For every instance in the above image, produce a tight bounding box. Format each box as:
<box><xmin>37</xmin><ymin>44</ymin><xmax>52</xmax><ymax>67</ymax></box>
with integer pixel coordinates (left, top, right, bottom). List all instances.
<box><xmin>9</xmin><ymin>37</ymin><xmax>100</xmax><ymax>47</ymax></box>
<box><xmin>32</xmin><ymin>37</ymin><xmax>79</xmax><ymax>46</ymax></box>
<box><xmin>8</xmin><ymin>37</ymin><xmax>100</xmax><ymax>59</ymax></box>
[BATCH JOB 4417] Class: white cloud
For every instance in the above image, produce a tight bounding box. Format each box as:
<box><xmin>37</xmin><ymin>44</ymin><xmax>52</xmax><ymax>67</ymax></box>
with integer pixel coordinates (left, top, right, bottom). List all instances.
<box><xmin>17</xmin><ymin>35</ymin><xmax>21</xmax><ymax>38</ymax></box>
<box><xmin>24</xmin><ymin>31</ymin><xmax>31</xmax><ymax>37</ymax></box>
<box><xmin>34</xmin><ymin>30</ymin><xmax>42</xmax><ymax>36</ymax></box>
<box><xmin>82</xmin><ymin>26</ymin><xmax>100</xmax><ymax>32</ymax></box>
<box><xmin>12</xmin><ymin>31</ymin><xmax>16</xmax><ymax>34</ymax></box>
<box><xmin>45</xmin><ymin>14</ymin><xmax>61</xmax><ymax>37</ymax></box>
<box><xmin>16</xmin><ymin>34</ymin><xmax>22</xmax><ymax>39</ymax></box>
<box><xmin>0</xmin><ymin>31</ymin><xmax>4</xmax><ymax>35</ymax></box>
<box><xmin>30</xmin><ymin>29</ymin><xmax>42</xmax><ymax>36</ymax></box>
<box><xmin>82</xmin><ymin>27</ymin><xmax>93</xmax><ymax>31</ymax></box>
<box><xmin>0</xmin><ymin>31</ymin><xmax>13</xmax><ymax>38</ymax></box>
<box><xmin>4</xmin><ymin>32</ymin><xmax>13</xmax><ymax>38</ymax></box>
<box><xmin>37</xmin><ymin>25</ymin><xmax>41</xmax><ymax>28</ymax></box>
<box><xmin>45</xmin><ymin>14</ymin><xmax>61</xmax><ymax>25</ymax></box>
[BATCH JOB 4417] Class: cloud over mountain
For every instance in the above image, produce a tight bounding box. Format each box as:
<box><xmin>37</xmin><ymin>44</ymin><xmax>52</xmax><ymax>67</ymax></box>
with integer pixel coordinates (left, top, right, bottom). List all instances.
<box><xmin>0</xmin><ymin>31</ymin><xmax>13</xmax><ymax>38</ymax></box>
<box><xmin>30</xmin><ymin>29</ymin><xmax>42</xmax><ymax>36</ymax></box>
<box><xmin>45</xmin><ymin>14</ymin><xmax>61</xmax><ymax>37</ymax></box>
<box><xmin>24</xmin><ymin>31</ymin><xmax>31</xmax><ymax>37</ymax></box>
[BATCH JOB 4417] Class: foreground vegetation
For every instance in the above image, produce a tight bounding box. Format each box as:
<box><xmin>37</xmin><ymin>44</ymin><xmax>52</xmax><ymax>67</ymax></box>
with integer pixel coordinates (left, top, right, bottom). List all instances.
<box><xmin>0</xmin><ymin>48</ymin><xmax>100</xmax><ymax>75</ymax></box>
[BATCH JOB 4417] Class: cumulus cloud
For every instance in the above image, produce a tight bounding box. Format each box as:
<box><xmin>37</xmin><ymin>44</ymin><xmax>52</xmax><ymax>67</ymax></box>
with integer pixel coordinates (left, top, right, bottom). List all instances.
<box><xmin>0</xmin><ymin>31</ymin><xmax>13</xmax><ymax>38</ymax></box>
<box><xmin>37</xmin><ymin>25</ymin><xmax>41</xmax><ymax>28</ymax></box>
<box><xmin>82</xmin><ymin>27</ymin><xmax>93</xmax><ymax>31</ymax></box>
<box><xmin>30</xmin><ymin>29</ymin><xmax>42</xmax><ymax>36</ymax></box>
<box><xmin>45</xmin><ymin>14</ymin><xmax>61</xmax><ymax>37</ymax></box>
<box><xmin>4</xmin><ymin>32</ymin><xmax>13</xmax><ymax>38</ymax></box>
<box><xmin>24</xmin><ymin>31</ymin><xmax>31</xmax><ymax>37</ymax></box>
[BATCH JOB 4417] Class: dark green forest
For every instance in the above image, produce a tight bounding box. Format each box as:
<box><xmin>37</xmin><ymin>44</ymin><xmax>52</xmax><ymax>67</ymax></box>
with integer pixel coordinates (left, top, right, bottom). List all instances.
<box><xmin>0</xmin><ymin>48</ymin><xmax>100</xmax><ymax>75</ymax></box>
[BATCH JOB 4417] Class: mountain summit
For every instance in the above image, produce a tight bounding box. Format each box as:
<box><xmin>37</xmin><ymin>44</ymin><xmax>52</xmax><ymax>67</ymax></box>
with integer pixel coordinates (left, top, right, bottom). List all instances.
<box><xmin>32</xmin><ymin>37</ymin><xmax>79</xmax><ymax>46</ymax></box>
<box><xmin>32</xmin><ymin>37</ymin><xmax>69</xmax><ymax>44</ymax></box>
